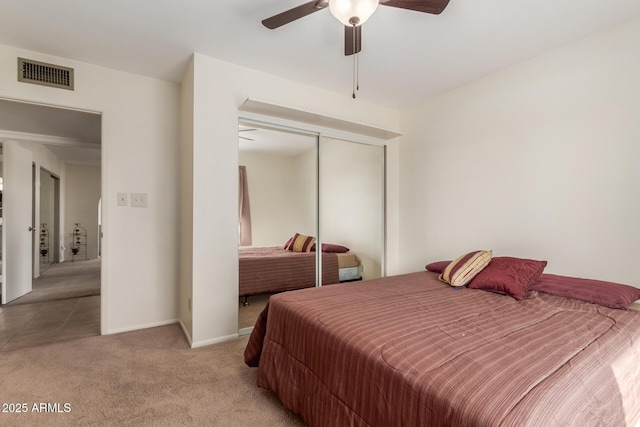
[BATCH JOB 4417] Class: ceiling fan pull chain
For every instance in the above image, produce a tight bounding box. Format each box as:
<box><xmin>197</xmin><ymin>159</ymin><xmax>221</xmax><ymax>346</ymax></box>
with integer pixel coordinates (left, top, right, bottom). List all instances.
<box><xmin>352</xmin><ymin>23</ymin><xmax>357</xmax><ymax>99</ymax></box>
<box><xmin>356</xmin><ymin>52</ymin><xmax>360</xmax><ymax>92</ymax></box>
<box><xmin>352</xmin><ymin>54</ymin><xmax>356</xmax><ymax>99</ymax></box>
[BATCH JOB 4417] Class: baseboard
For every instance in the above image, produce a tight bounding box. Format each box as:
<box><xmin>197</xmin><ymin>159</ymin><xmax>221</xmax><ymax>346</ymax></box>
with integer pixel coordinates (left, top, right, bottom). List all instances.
<box><xmin>103</xmin><ymin>319</ymin><xmax>239</xmax><ymax>349</ymax></box>
<box><xmin>191</xmin><ymin>333</ymin><xmax>239</xmax><ymax>349</ymax></box>
<box><xmin>238</xmin><ymin>326</ymin><xmax>254</xmax><ymax>336</ymax></box>
<box><xmin>104</xmin><ymin>319</ymin><xmax>179</xmax><ymax>335</ymax></box>
<box><xmin>178</xmin><ymin>319</ymin><xmax>193</xmax><ymax>346</ymax></box>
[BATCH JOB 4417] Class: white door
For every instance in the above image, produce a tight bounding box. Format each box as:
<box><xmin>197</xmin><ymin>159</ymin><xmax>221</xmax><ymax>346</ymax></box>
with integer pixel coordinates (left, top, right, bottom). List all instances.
<box><xmin>2</xmin><ymin>142</ymin><xmax>33</xmax><ymax>304</ymax></box>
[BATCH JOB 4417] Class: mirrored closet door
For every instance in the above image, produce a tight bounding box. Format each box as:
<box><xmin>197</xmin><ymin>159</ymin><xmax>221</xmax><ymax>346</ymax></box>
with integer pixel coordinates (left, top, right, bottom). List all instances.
<box><xmin>237</xmin><ymin>121</ymin><xmax>318</xmax><ymax>331</ymax></box>
<box><xmin>237</xmin><ymin>121</ymin><xmax>387</xmax><ymax>333</ymax></box>
<box><xmin>320</xmin><ymin>137</ymin><xmax>385</xmax><ymax>282</ymax></box>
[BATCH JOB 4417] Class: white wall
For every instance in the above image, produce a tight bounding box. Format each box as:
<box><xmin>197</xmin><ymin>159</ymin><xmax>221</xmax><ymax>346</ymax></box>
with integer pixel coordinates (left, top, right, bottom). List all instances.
<box><xmin>293</xmin><ymin>147</ymin><xmax>317</xmax><ymax>238</ymax></box>
<box><xmin>64</xmin><ymin>163</ymin><xmax>100</xmax><ymax>260</ymax></box>
<box><xmin>183</xmin><ymin>53</ymin><xmax>400</xmax><ymax>346</ymax></box>
<box><xmin>0</xmin><ymin>43</ymin><xmax>181</xmax><ymax>333</ymax></box>
<box><xmin>239</xmin><ymin>150</ymin><xmax>314</xmax><ymax>247</ymax></box>
<box><xmin>399</xmin><ymin>17</ymin><xmax>640</xmax><ymax>286</ymax></box>
<box><xmin>321</xmin><ymin>138</ymin><xmax>384</xmax><ymax>280</ymax></box>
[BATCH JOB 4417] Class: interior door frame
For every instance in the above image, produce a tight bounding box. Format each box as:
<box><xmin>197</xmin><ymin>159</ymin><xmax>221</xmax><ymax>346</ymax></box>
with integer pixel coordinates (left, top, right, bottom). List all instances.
<box><xmin>36</xmin><ymin>166</ymin><xmax>61</xmax><ymax>276</ymax></box>
<box><xmin>31</xmin><ymin>163</ymin><xmax>35</xmax><ymax>278</ymax></box>
<box><xmin>0</xmin><ymin>97</ymin><xmax>102</xmax><ymax>319</ymax></box>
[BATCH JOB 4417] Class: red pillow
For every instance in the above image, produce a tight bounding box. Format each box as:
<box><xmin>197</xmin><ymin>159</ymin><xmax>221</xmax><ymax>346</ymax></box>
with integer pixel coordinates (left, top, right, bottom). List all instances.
<box><xmin>468</xmin><ymin>257</ymin><xmax>547</xmax><ymax>300</ymax></box>
<box><xmin>530</xmin><ymin>273</ymin><xmax>640</xmax><ymax>310</ymax></box>
<box><xmin>311</xmin><ymin>243</ymin><xmax>350</xmax><ymax>253</ymax></box>
<box><xmin>283</xmin><ymin>237</ymin><xmax>293</xmax><ymax>250</ymax></box>
<box><xmin>425</xmin><ymin>260</ymin><xmax>452</xmax><ymax>273</ymax></box>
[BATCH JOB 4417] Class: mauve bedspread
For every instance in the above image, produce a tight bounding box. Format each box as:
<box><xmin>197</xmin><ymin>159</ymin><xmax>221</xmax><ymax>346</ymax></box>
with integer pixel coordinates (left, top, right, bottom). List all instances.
<box><xmin>239</xmin><ymin>246</ymin><xmax>339</xmax><ymax>297</ymax></box>
<box><xmin>245</xmin><ymin>271</ymin><xmax>640</xmax><ymax>427</ymax></box>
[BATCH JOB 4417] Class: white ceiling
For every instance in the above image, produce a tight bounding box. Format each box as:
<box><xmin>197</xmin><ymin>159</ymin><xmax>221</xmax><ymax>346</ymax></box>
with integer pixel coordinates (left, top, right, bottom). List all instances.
<box><xmin>0</xmin><ymin>99</ymin><xmax>100</xmax><ymax>142</ymax></box>
<box><xmin>0</xmin><ymin>98</ymin><xmax>101</xmax><ymax>165</ymax></box>
<box><xmin>1</xmin><ymin>1</ymin><xmax>640</xmax><ymax>109</ymax></box>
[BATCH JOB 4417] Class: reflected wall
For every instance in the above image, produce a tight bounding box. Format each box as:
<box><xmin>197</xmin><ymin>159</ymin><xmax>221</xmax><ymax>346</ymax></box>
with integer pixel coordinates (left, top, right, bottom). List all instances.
<box><xmin>321</xmin><ymin>138</ymin><xmax>384</xmax><ymax>280</ymax></box>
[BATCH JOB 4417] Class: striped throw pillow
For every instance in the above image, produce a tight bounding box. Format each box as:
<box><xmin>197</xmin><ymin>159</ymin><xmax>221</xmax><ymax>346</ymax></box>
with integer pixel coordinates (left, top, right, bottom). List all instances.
<box><xmin>439</xmin><ymin>250</ymin><xmax>493</xmax><ymax>287</ymax></box>
<box><xmin>289</xmin><ymin>233</ymin><xmax>316</xmax><ymax>253</ymax></box>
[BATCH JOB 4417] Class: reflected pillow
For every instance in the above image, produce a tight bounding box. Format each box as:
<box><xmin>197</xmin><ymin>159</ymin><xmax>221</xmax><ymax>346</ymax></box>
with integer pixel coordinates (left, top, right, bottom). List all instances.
<box><xmin>468</xmin><ymin>257</ymin><xmax>547</xmax><ymax>300</ymax></box>
<box><xmin>530</xmin><ymin>273</ymin><xmax>640</xmax><ymax>310</ymax></box>
<box><xmin>439</xmin><ymin>250</ymin><xmax>492</xmax><ymax>287</ymax></box>
<box><xmin>425</xmin><ymin>260</ymin><xmax>452</xmax><ymax>274</ymax></box>
<box><xmin>289</xmin><ymin>233</ymin><xmax>316</xmax><ymax>253</ymax></box>
<box><xmin>311</xmin><ymin>243</ymin><xmax>350</xmax><ymax>253</ymax></box>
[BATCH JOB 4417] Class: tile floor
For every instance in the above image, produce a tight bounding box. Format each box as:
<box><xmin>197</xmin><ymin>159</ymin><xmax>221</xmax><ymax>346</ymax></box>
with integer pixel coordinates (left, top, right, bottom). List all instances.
<box><xmin>0</xmin><ymin>295</ymin><xmax>100</xmax><ymax>352</ymax></box>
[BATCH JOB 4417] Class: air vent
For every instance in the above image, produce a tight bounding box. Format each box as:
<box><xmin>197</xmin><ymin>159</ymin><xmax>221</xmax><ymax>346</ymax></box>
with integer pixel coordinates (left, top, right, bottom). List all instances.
<box><xmin>17</xmin><ymin>58</ymin><xmax>74</xmax><ymax>90</ymax></box>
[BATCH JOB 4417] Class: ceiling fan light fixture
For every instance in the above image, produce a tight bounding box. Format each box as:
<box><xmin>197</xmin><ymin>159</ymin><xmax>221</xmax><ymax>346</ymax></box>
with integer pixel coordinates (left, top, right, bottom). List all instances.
<box><xmin>329</xmin><ymin>0</ymin><xmax>379</xmax><ymax>26</ymax></box>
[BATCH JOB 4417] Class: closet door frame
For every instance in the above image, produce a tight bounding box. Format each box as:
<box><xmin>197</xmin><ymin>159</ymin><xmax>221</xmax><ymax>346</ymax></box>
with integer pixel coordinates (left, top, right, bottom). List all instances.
<box><xmin>238</xmin><ymin>113</ymin><xmax>388</xmax><ymax>287</ymax></box>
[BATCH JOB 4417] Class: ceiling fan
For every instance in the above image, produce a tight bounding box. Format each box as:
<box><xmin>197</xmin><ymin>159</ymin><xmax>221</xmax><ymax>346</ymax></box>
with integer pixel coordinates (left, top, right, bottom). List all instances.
<box><xmin>263</xmin><ymin>0</ymin><xmax>450</xmax><ymax>54</ymax></box>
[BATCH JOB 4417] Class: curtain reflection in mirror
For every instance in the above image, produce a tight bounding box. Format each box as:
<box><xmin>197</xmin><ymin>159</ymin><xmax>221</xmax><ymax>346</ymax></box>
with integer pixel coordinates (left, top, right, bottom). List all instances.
<box><xmin>238</xmin><ymin>165</ymin><xmax>252</xmax><ymax>247</ymax></box>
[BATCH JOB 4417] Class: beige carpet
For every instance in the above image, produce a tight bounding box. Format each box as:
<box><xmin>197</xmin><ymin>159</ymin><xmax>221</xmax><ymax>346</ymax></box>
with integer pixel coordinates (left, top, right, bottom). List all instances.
<box><xmin>0</xmin><ymin>324</ymin><xmax>304</xmax><ymax>426</ymax></box>
<box><xmin>7</xmin><ymin>258</ymin><xmax>100</xmax><ymax>306</ymax></box>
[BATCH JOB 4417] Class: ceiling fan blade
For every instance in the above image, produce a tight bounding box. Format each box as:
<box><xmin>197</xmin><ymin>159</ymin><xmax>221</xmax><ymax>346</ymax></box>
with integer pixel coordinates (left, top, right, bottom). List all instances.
<box><xmin>380</xmin><ymin>0</ymin><xmax>451</xmax><ymax>15</ymax></box>
<box><xmin>239</xmin><ymin>136</ymin><xmax>254</xmax><ymax>141</ymax></box>
<box><xmin>344</xmin><ymin>25</ymin><xmax>362</xmax><ymax>56</ymax></box>
<box><xmin>239</xmin><ymin>128</ymin><xmax>256</xmax><ymax>132</ymax></box>
<box><xmin>262</xmin><ymin>0</ymin><xmax>329</xmax><ymax>29</ymax></box>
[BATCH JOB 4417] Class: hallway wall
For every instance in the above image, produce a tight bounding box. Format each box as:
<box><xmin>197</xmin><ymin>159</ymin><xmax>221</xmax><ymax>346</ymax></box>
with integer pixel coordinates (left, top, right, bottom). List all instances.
<box><xmin>1</xmin><ymin>43</ymin><xmax>180</xmax><ymax>334</ymax></box>
<box><xmin>64</xmin><ymin>164</ymin><xmax>101</xmax><ymax>260</ymax></box>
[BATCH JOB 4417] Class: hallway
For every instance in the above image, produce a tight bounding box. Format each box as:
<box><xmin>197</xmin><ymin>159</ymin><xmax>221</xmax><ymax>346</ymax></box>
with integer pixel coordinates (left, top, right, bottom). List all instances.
<box><xmin>0</xmin><ymin>295</ymin><xmax>99</xmax><ymax>351</ymax></box>
<box><xmin>0</xmin><ymin>259</ymin><xmax>101</xmax><ymax>351</ymax></box>
<box><xmin>7</xmin><ymin>258</ymin><xmax>100</xmax><ymax>306</ymax></box>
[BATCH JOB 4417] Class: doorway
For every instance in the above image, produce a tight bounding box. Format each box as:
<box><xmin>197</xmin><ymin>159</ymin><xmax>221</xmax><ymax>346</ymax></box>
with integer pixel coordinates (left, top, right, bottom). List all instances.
<box><xmin>0</xmin><ymin>98</ymin><xmax>101</xmax><ymax>304</ymax></box>
<box><xmin>0</xmin><ymin>98</ymin><xmax>102</xmax><ymax>350</ymax></box>
<box><xmin>38</xmin><ymin>167</ymin><xmax>60</xmax><ymax>275</ymax></box>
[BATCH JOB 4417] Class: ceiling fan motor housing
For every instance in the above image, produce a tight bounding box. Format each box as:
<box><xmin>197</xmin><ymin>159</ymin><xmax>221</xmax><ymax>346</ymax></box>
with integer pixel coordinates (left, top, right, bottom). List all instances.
<box><xmin>329</xmin><ymin>0</ymin><xmax>379</xmax><ymax>26</ymax></box>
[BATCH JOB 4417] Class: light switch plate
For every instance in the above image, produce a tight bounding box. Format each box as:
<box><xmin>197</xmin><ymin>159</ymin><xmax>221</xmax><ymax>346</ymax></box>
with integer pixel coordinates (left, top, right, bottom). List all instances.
<box><xmin>131</xmin><ymin>193</ymin><xmax>148</xmax><ymax>207</ymax></box>
<box><xmin>117</xmin><ymin>193</ymin><xmax>128</xmax><ymax>206</ymax></box>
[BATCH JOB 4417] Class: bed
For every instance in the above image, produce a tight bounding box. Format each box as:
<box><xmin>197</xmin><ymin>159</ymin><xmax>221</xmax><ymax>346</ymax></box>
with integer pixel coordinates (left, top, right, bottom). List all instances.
<box><xmin>245</xmin><ymin>270</ymin><xmax>640</xmax><ymax>426</ymax></box>
<box><xmin>239</xmin><ymin>246</ymin><xmax>361</xmax><ymax>301</ymax></box>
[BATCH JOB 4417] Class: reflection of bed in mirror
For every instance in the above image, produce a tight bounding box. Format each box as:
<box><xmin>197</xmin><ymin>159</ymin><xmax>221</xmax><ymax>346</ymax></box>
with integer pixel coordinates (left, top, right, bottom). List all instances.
<box><xmin>239</xmin><ymin>246</ymin><xmax>361</xmax><ymax>305</ymax></box>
